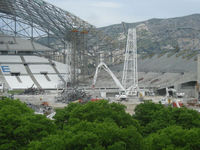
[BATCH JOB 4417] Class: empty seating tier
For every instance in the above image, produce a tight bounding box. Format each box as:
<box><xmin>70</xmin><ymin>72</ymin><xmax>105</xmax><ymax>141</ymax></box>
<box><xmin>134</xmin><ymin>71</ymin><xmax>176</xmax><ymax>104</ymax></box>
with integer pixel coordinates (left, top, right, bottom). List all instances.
<box><xmin>53</xmin><ymin>61</ymin><xmax>69</xmax><ymax>74</ymax></box>
<box><xmin>0</xmin><ymin>55</ymin><xmax>22</xmax><ymax>63</ymax></box>
<box><xmin>5</xmin><ymin>76</ymin><xmax>35</xmax><ymax>89</ymax></box>
<box><xmin>0</xmin><ymin>55</ymin><xmax>68</xmax><ymax>90</ymax></box>
<box><xmin>24</xmin><ymin>56</ymin><xmax>49</xmax><ymax>63</ymax></box>
<box><xmin>34</xmin><ymin>75</ymin><xmax>60</xmax><ymax>89</ymax></box>
<box><xmin>0</xmin><ymin>64</ymin><xmax>27</xmax><ymax>74</ymax></box>
<box><xmin>29</xmin><ymin>64</ymin><xmax>55</xmax><ymax>74</ymax></box>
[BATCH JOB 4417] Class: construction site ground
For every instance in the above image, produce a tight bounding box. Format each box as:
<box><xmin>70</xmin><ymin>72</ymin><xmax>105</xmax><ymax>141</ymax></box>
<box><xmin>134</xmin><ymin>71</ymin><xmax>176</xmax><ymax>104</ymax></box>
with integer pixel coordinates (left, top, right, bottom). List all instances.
<box><xmin>14</xmin><ymin>93</ymin><xmax>67</xmax><ymax>109</ymax></box>
<box><xmin>13</xmin><ymin>91</ymin><xmax>166</xmax><ymax>115</ymax></box>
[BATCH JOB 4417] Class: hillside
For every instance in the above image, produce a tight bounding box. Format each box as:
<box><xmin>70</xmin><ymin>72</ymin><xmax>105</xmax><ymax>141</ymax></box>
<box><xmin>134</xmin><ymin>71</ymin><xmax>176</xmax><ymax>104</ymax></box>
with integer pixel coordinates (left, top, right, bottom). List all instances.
<box><xmin>99</xmin><ymin>14</ymin><xmax>200</xmax><ymax>55</ymax></box>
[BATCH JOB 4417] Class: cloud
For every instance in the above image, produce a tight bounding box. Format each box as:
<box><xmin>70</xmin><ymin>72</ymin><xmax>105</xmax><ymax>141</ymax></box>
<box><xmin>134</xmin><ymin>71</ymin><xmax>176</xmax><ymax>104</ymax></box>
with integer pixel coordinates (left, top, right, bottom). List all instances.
<box><xmin>45</xmin><ymin>0</ymin><xmax>200</xmax><ymax>27</ymax></box>
<box><xmin>90</xmin><ymin>1</ymin><xmax>121</xmax><ymax>8</ymax></box>
<box><xmin>46</xmin><ymin>0</ymin><xmax>124</xmax><ymax>27</ymax></box>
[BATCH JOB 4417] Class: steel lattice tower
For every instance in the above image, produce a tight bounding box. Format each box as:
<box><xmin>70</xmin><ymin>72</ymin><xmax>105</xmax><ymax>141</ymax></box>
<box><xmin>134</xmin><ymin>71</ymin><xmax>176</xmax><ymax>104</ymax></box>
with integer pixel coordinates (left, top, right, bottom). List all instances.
<box><xmin>122</xmin><ymin>28</ymin><xmax>138</xmax><ymax>95</ymax></box>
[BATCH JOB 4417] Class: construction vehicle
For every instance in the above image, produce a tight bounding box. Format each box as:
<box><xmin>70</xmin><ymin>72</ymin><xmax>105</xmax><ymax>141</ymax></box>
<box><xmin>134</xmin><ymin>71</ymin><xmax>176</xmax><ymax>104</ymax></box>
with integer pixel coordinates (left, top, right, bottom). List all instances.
<box><xmin>160</xmin><ymin>87</ymin><xmax>184</xmax><ymax>108</ymax></box>
<box><xmin>92</xmin><ymin>62</ymin><xmax>127</xmax><ymax>101</ymax></box>
<box><xmin>115</xmin><ymin>91</ymin><xmax>127</xmax><ymax>101</ymax></box>
<box><xmin>92</xmin><ymin>27</ymin><xmax>140</xmax><ymax>101</ymax></box>
<box><xmin>41</xmin><ymin>102</ymin><xmax>49</xmax><ymax>107</ymax></box>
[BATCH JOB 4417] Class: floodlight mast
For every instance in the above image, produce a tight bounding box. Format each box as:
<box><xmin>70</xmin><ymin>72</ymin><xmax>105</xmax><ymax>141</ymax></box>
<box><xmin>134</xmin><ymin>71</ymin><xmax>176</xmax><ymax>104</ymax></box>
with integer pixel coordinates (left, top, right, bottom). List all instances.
<box><xmin>122</xmin><ymin>28</ymin><xmax>138</xmax><ymax>95</ymax></box>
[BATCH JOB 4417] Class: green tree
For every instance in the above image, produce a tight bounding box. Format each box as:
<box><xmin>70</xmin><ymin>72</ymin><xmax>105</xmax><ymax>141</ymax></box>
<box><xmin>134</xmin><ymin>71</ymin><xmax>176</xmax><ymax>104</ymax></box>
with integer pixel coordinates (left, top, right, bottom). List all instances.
<box><xmin>29</xmin><ymin>100</ymin><xmax>143</xmax><ymax>150</ymax></box>
<box><xmin>134</xmin><ymin>102</ymin><xmax>200</xmax><ymax>136</ymax></box>
<box><xmin>4</xmin><ymin>98</ymin><xmax>200</xmax><ymax>150</ymax></box>
<box><xmin>134</xmin><ymin>101</ymin><xmax>164</xmax><ymax>126</ymax></box>
<box><xmin>0</xmin><ymin>98</ymin><xmax>56</xmax><ymax>150</ymax></box>
<box><xmin>55</xmin><ymin>100</ymin><xmax>140</xmax><ymax>130</ymax></box>
<box><xmin>29</xmin><ymin>120</ymin><xmax>143</xmax><ymax>150</ymax></box>
<box><xmin>144</xmin><ymin>126</ymin><xmax>200</xmax><ymax>150</ymax></box>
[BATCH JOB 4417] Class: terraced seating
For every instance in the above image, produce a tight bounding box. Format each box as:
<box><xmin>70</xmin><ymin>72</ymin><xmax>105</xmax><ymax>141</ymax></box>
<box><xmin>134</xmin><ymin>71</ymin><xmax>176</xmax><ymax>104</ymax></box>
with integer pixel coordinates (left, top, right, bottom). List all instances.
<box><xmin>0</xmin><ymin>55</ymin><xmax>68</xmax><ymax>89</ymax></box>
<box><xmin>5</xmin><ymin>76</ymin><xmax>35</xmax><ymax>89</ymax></box>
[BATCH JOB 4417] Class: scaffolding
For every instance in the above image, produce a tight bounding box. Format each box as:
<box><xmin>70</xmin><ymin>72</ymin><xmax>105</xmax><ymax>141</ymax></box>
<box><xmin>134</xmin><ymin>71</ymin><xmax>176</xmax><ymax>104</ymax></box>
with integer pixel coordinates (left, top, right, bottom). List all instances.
<box><xmin>0</xmin><ymin>0</ymin><xmax>120</xmax><ymax>88</ymax></box>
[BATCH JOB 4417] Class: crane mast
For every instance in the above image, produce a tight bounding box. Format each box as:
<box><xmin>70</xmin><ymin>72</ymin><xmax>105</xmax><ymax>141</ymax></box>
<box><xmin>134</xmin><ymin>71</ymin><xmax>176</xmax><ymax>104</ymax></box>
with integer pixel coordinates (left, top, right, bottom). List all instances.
<box><xmin>122</xmin><ymin>28</ymin><xmax>138</xmax><ymax>95</ymax></box>
<box><xmin>92</xmin><ymin>28</ymin><xmax>139</xmax><ymax>99</ymax></box>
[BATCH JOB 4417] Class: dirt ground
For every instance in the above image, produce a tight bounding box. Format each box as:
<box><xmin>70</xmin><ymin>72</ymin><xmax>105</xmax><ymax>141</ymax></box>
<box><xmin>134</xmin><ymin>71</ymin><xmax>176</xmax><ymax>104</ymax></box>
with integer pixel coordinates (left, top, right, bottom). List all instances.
<box><xmin>14</xmin><ymin>92</ymin><xmax>165</xmax><ymax>115</ymax></box>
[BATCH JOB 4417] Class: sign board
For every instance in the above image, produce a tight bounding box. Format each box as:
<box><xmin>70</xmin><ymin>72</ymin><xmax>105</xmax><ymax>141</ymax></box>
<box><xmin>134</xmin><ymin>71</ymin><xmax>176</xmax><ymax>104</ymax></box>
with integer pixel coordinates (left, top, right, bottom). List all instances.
<box><xmin>1</xmin><ymin>66</ymin><xmax>10</xmax><ymax>73</ymax></box>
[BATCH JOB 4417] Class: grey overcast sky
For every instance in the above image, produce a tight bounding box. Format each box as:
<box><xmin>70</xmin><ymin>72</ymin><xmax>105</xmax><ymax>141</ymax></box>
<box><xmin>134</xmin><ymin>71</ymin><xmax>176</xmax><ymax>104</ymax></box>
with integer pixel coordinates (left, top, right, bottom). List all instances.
<box><xmin>45</xmin><ymin>0</ymin><xmax>200</xmax><ymax>27</ymax></box>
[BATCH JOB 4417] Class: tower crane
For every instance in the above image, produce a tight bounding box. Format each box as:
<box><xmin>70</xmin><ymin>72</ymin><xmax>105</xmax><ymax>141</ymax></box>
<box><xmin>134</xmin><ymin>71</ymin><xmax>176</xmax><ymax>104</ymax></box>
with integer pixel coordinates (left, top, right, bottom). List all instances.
<box><xmin>92</xmin><ymin>27</ymin><xmax>139</xmax><ymax>100</ymax></box>
<box><xmin>122</xmin><ymin>28</ymin><xmax>139</xmax><ymax>96</ymax></box>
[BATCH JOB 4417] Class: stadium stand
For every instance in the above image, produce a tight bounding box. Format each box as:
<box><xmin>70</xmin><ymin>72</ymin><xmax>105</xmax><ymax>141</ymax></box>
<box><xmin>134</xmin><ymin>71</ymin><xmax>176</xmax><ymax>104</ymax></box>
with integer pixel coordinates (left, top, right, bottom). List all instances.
<box><xmin>29</xmin><ymin>64</ymin><xmax>56</xmax><ymax>74</ymax></box>
<box><xmin>0</xmin><ymin>55</ymin><xmax>22</xmax><ymax>63</ymax></box>
<box><xmin>5</xmin><ymin>76</ymin><xmax>35</xmax><ymax>89</ymax></box>
<box><xmin>48</xmin><ymin>75</ymin><xmax>62</xmax><ymax>83</ymax></box>
<box><xmin>0</xmin><ymin>64</ymin><xmax>27</xmax><ymax>74</ymax></box>
<box><xmin>0</xmin><ymin>32</ymin><xmax>197</xmax><ymax>91</ymax></box>
<box><xmin>8</xmin><ymin>38</ymin><xmax>33</xmax><ymax>51</ymax></box>
<box><xmin>138</xmin><ymin>54</ymin><xmax>196</xmax><ymax>73</ymax></box>
<box><xmin>0</xmin><ymin>34</ymin><xmax>15</xmax><ymax>43</ymax></box>
<box><xmin>34</xmin><ymin>75</ymin><xmax>59</xmax><ymax>89</ymax></box>
<box><xmin>52</xmin><ymin>61</ymin><xmax>69</xmax><ymax>74</ymax></box>
<box><xmin>0</xmin><ymin>34</ymin><xmax>52</xmax><ymax>52</ymax></box>
<box><xmin>49</xmin><ymin>60</ymin><xmax>67</xmax><ymax>80</ymax></box>
<box><xmin>139</xmin><ymin>72</ymin><xmax>161</xmax><ymax>85</ymax></box>
<box><xmin>24</xmin><ymin>56</ymin><xmax>49</xmax><ymax>63</ymax></box>
<box><xmin>0</xmin><ymin>54</ymin><xmax>68</xmax><ymax>90</ymax></box>
<box><xmin>0</xmin><ymin>44</ymin><xmax>8</xmax><ymax>51</ymax></box>
<box><xmin>0</xmin><ymin>68</ymin><xmax>10</xmax><ymax>89</ymax></box>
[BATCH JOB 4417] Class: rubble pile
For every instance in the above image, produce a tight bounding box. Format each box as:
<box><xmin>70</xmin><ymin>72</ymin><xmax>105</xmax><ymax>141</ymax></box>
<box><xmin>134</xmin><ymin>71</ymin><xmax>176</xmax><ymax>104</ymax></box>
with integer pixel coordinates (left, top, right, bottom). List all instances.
<box><xmin>26</xmin><ymin>102</ymin><xmax>54</xmax><ymax>115</ymax></box>
<box><xmin>22</xmin><ymin>84</ymin><xmax>45</xmax><ymax>95</ymax></box>
<box><xmin>56</xmin><ymin>88</ymin><xmax>91</xmax><ymax>104</ymax></box>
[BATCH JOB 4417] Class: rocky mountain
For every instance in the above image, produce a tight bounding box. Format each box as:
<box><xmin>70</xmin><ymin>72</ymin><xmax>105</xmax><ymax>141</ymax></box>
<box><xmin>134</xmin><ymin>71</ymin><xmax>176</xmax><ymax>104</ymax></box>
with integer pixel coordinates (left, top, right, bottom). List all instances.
<box><xmin>99</xmin><ymin>14</ymin><xmax>200</xmax><ymax>56</ymax></box>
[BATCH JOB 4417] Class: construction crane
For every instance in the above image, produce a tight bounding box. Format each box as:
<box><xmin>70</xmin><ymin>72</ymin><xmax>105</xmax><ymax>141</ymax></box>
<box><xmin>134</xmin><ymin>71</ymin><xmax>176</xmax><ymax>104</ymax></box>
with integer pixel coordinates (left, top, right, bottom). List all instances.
<box><xmin>122</xmin><ymin>28</ymin><xmax>139</xmax><ymax>96</ymax></box>
<box><xmin>92</xmin><ymin>28</ymin><xmax>139</xmax><ymax>100</ymax></box>
<box><xmin>92</xmin><ymin>62</ymin><xmax>125</xmax><ymax>91</ymax></box>
<box><xmin>92</xmin><ymin>62</ymin><xmax>127</xmax><ymax>101</ymax></box>
<box><xmin>122</xmin><ymin>22</ymin><xmax>128</xmax><ymax>39</ymax></box>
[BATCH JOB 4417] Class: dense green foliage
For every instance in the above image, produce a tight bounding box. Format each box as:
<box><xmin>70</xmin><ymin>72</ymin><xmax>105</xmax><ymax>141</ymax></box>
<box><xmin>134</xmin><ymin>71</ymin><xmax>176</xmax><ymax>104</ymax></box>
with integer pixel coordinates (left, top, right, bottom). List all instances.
<box><xmin>54</xmin><ymin>101</ymin><xmax>140</xmax><ymax>129</ymax></box>
<box><xmin>1</xmin><ymin>98</ymin><xmax>200</xmax><ymax>150</ymax></box>
<box><xmin>30</xmin><ymin>101</ymin><xmax>143</xmax><ymax>150</ymax></box>
<box><xmin>134</xmin><ymin>101</ymin><xmax>200</xmax><ymax>136</ymax></box>
<box><xmin>134</xmin><ymin>101</ymin><xmax>200</xmax><ymax>150</ymax></box>
<box><xmin>144</xmin><ymin>126</ymin><xmax>200</xmax><ymax>150</ymax></box>
<box><xmin>0</xmin><ymin>98</ymin><xmax>56</xmax><ymax>150</ymax></box>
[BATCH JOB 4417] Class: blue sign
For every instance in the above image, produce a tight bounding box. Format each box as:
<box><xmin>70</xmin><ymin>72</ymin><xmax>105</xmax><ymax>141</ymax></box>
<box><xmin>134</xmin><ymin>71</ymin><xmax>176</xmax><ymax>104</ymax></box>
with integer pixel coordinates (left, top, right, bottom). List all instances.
<box><xmin>1</xmin><ymin>66</ymin><xmax>10</xmax><ymax>73</ymax></box>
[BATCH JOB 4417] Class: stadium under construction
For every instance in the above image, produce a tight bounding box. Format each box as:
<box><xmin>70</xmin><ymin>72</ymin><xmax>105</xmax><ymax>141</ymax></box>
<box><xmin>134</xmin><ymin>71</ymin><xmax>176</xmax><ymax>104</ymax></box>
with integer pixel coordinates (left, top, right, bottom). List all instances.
<box><xmin>0</xmin><ymin>0</ymin><xmax>200</xmax><ymax>112</ymax></box>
